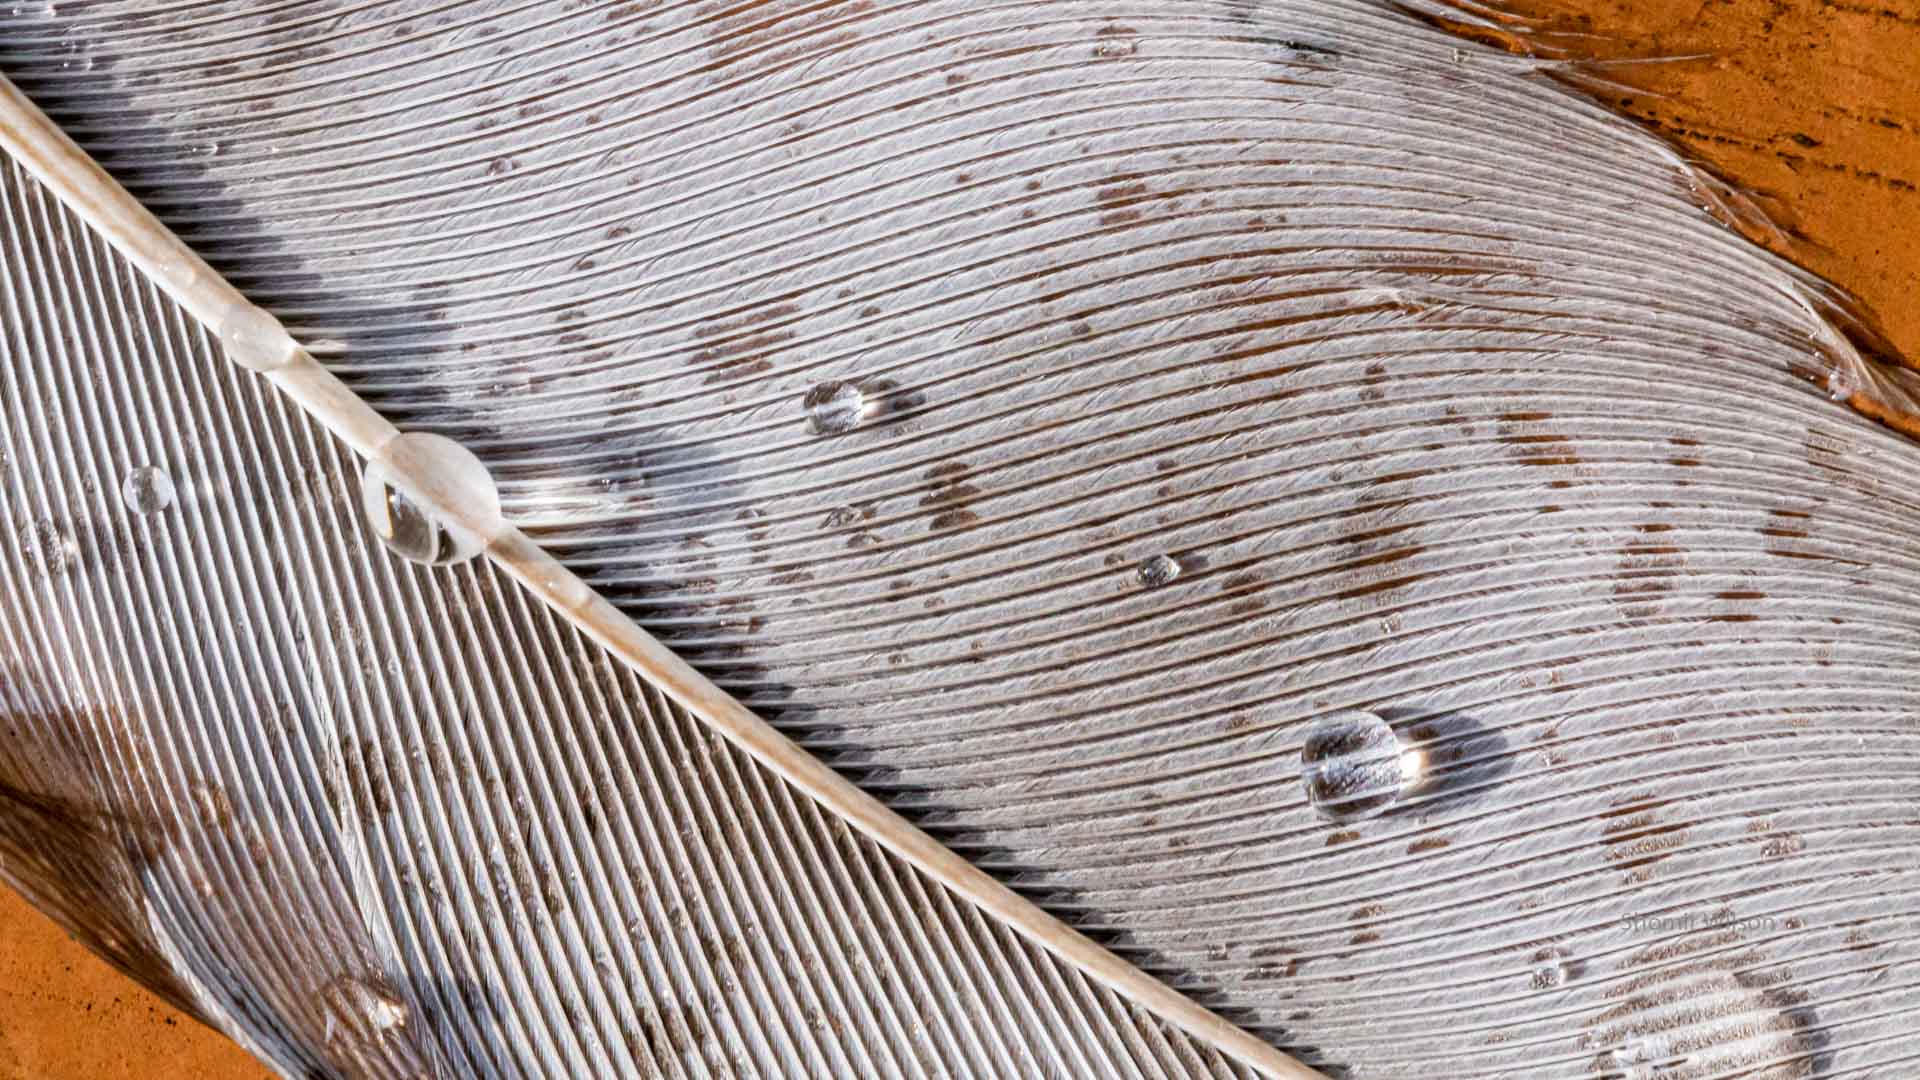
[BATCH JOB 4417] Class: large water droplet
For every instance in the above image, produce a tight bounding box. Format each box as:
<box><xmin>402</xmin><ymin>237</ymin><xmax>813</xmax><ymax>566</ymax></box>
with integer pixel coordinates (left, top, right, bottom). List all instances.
<box><xmin>803</xmin><ymin>380</ymin><xmax>867</xmax><ymax>435</ymax></box>
<box><xmin>358</xmin><ymin>433</ymin><xmax>500</xmax><ymax>567</ymax></box>
<box><xmin>1137</xmin><ymin>554</ymin><xmax>1182</xmax><ymax>588</ymax></box>
<box><xmin>1301</xmin><ymin>710</ymin><xmax>1412</xmax><ymax>821</ymax></box>
<box><xmin>121</xmin><ymin>466</ymin><xmax>175</xmax><ymax>515</ymax></box>
<box><xmin>215</xmin><ymin>301</ymin><xmax>297</xmax><ymax>371</ymax></box>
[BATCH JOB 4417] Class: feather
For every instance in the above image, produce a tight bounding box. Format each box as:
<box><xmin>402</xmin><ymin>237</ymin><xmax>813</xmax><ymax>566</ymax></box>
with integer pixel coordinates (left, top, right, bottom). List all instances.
<box><xmin>2</xmin><ymin>1</ymin><xmax>1918</xmax><ymax>1077</ymax></box>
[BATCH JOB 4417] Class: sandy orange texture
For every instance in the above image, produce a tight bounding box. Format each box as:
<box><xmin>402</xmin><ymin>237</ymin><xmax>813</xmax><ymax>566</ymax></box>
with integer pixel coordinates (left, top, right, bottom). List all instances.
<box><xmin>0</xmin><ymin>887</ymin><xmax>268</xmax><ymax>1079</ymax></box>
<box><xmin>1508</xmin><ymin>0</ymin><xmax>1920</xmax><ymax>361</ymax></box>
<box><xmin>0</xmin><ymin>2</ymin><xmax>1914</xmax><ymax>1077</ymax></box>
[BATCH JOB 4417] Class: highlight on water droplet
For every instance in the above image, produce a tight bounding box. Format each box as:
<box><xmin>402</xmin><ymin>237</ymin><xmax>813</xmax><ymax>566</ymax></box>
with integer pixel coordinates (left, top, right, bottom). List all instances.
<box><xmin>358</xmin><ymin>432</ymin><xmax>501</xmax><ymax>568</ymax></box>
<box><xmin>1528</xmin><ymin>945</ymin><xmax>1577</xmax><ymax>991</ymax></box>
<box><xmin>1137</xmin><ymin>554</ymin><xmax>1182</xmax><ymax>588</ymax></box>
<box><xmin>1301</xmin><ymin>710</ymin><xmax>1415</xmax><ymax>821</ymax></box>
<box><xmin>1826</xmin><ymin>365</ymin><xmax>1858</xmax><ymax>403</ymax></box>
<box><xmin>1608</xmin><ymin>1033</ymin><xmax>1681</xmax><ymax>1079</ymax></box>
<box><xmin>803</xmin><ymin>380</ymin><xmax>868</xmax><ymax>435</ymax></box>
<box><xmin>121</xmin><ymin>465</ymin><xmax>176</xmax><ymax>515</ymax></box>
<box><xmin>214</xmin><ymin>301</ymin><xmax>299</xmax><ymax>372</ymax></box>
<box><xmin>320</xmin><ymin>974</ymin><xmax>409</xmax><ymax>1043</ymax></box>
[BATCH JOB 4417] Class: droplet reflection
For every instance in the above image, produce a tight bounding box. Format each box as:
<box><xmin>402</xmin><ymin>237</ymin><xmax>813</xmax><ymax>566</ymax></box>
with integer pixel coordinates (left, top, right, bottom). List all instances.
<box><xmin>803</xmin><ymin>380</ymin><xmax>867</xmax><ymax>435</ymax></box>
<box><xmin>1137</xmin><ymin>554</ymin><xmax>1181</xmax><ymax>588</ymax></box>
<box><xmin>358</xmin><ymin>433</ymin><xmax>500</xmax><ymax>567</ymax></box>
<box><xmin>121</xmin><ymin>466</ymin><xmax>175</xmax><ymax>515</ymax></box>
<box><xmin>1301</xmin><ymin>710</ymin><xmax>1414</xmax><ymax>821</ymax></box>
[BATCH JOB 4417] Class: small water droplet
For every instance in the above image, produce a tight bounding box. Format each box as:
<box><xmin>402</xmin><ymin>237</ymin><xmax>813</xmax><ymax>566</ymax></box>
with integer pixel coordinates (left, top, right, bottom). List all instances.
<box><xmin>358</xmin><ymin>433</ymin><xmax>501</xmax><ymax>567</ymax></box>
<box><xmin>1827</xmin><ymin>366</ymin><xmax>1857</xmax><ymax>403</ymax></box>
<box><xmin>1608</xmin><ymin>1034</ymin><xmax>1681</xmax><ymax>1079</ymax></box>
<box><xmin>120</xmin><ymin>466</ymin><xmax>175</xmax><ymax>515</ymax></box>
<box><xmin>1301</xmin><ymin>710</ymin><xmax>1412</xmax><ymax>821</ymax></box>
<box><xmin>321</xmin><ymin>975</ymin><xmax>408</xmax><ymax>1039</ymax></box>
<box><xmin>1137</xmin><ymin>554</ymin><xmax>1182</xmax><ymax>588</ymax></box>
<box><xmin>803</xmin><ymin>380</ymin><xmax>867</xmax><ymax>435</ymax></box>
<box><xmin>1528</xmin><ymin>946</ymin><xmax>1576</xmax><ymax>990</ymax></box>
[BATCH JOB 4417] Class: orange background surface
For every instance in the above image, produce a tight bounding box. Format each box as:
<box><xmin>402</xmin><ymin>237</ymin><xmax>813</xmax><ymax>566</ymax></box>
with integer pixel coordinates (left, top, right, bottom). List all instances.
<box><xmin>0</xmin><ymin>2</ymin><xmax>1914</xmax><ymax>1077</ymax></box>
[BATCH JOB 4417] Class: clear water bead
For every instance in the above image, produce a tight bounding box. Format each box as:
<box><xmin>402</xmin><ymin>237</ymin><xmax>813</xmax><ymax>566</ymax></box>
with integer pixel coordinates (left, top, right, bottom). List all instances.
<box><xmin>359</xmin><ymin>433</ymin><xmax>501</xmax><ymax>567</ymax></box>
<box><xmin>320</xmin><ymin>974</ymin><xmax>408</xmax><ymax>1038</ymax></box>
<box><xmin>1528</xmin><ymin>946</ymin><xmax>1575</xmax><ymax>991</ymax></box>
<box><xmin>1137</xmin><ymin>554</ymin><xmax>1182</xmax><ymax>588</ymax></box>
<box><xmin>120</xmin><ymin>466</ymin><xmax>175</xmax><ymax>515</ymax></box>
<box><xmin>215</xmin><ymin>301</ymin><xmax>298</xmax><ymax>371</ymax></box>
<box><xmin>1827</xmin><ymin>365</ymin><xmax>1858</xmax><ymax>403</ymax></box>
<box><xmin>1609</xmin><ymin>1035</ymin><xmax>1677</xmax><ymax>1079</ymax></box>
<box><xmin>803</xmin><ymin>380</ymin><xmax>867</xmax><ymax>435</ymax></box>
<box><xmin>1301</xmin><ymin>710</ymin><xmax>1412</xmax><ymax>821</ymax></box>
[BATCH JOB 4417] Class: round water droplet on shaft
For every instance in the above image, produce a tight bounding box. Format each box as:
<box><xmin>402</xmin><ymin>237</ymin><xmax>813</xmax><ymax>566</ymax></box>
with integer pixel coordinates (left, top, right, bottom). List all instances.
<box><xmin>803</xmin><ymin>380</ymin><xmax>867</xmax><ymax>435</ymax></box>
<box><xmin>1301</xmin><ymin>710</ymin><xmax>1409</xmax><ymax>821</ymax></box>
<box><xmin>121</xmin><ymin>466</ymin><xmax>175</xmax><ymax>515</ymax></box>
<box><xmin>1137</xmin><ymin>554</ymin><xmax>1181</xmax><ymax>588</ymax></box>
<box><xmin>215</xmin><ymin>301</ymin><xmax>298</xmax><ymax>371</ymax></box>
<box><xmin>358</xmin><ymin>433</ymin><xmax>501</xmax><ymax>567</ymax></box>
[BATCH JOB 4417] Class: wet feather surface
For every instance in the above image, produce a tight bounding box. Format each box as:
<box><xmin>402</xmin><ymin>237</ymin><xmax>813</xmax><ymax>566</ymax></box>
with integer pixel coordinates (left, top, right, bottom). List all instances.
<box><xmin>3</xmin><ymin>1</ymin><xmax>1919</xmax><ymax>1076</ymax></box>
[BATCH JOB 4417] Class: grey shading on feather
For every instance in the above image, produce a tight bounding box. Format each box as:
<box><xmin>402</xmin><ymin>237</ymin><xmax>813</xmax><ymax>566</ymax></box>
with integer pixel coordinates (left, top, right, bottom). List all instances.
<box><xmin>5</xmin><ymin>0</ymin><xmax>1920</xmax><ymax>1078</ymax></box>
<box><xmin>0</xmin><ymin>158</ymin><xmax>1260</xmax><ymax>1077</ymax></box>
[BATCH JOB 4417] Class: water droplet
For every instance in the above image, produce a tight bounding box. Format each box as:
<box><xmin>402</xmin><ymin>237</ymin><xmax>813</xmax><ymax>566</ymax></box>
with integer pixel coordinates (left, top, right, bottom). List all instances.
<box><xmin>803</xmin><ymin>380</ymin><xmax>867</xmax><ymax>435</ymax></box>
<box><xmin>1585</xmin><ymin>962</ymin><xmax>1802</xmax><ymax>1080</ymax></box>
<box><xmin>1608</xmin><ymin>1034</ymin><xmax>1681</xmax><ymax>1079</ymax></box>
<box><xmin>1827</xmin><ymin>366</ymin><xmax>1857</xmax><ymax>403</ymax></box>
<box><xmin>358</xmin><ymin>433</ymin><xmax>501</xmax><ymax>567</ymax></box>
<box><xmin>1529</xmin><ymin>946</ymin><xmax>1576</xmax><ymax>990</ymax></box>
<box><xmin>215</xmin><ymin>301</ymin><xmax>297</xmax><ymax>371</ymax></box>
<box><xmin>821</xmin><ymin>505</ymin><xmax>862</xmax><ymax>529</ymax></box>
<box><xmin>321</xmin><ymin>975</ymin><xmax>408</xmax><ymax>1040</ymax></box>
<box><xmin>1137</xmin><ymin>554</ymin><xmax>1182</xmax><ymax>588</ymax></box>
<box><xmin>1301</xmin><ymin>710</ymin><xmax>1413</xmax><ymax>821</ymax></box>
<box><xmin>120</xmin><ymin>466</ymin><xmax>175</xmax><ymax>515</ymax></box>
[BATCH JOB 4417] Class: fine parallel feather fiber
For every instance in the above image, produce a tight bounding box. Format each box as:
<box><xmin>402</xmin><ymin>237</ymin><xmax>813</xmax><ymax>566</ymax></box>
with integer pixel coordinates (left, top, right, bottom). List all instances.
<box><xmin>4</xmin><ymin>1</ymin><xmax>1920</xmax><ymax>1078</ymax></box>
<box><xmin>0</xmin><ymin>161</ymin><xmax>1265</xmax><ymax>1078</ymax></box>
